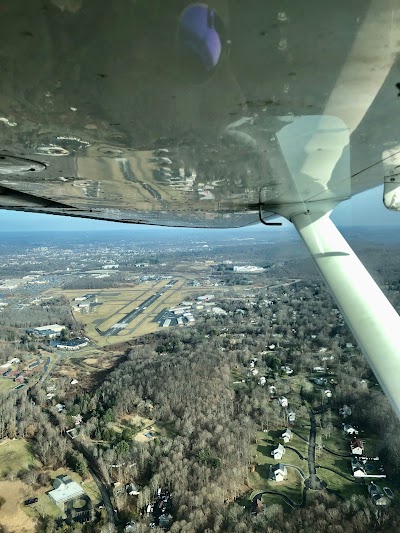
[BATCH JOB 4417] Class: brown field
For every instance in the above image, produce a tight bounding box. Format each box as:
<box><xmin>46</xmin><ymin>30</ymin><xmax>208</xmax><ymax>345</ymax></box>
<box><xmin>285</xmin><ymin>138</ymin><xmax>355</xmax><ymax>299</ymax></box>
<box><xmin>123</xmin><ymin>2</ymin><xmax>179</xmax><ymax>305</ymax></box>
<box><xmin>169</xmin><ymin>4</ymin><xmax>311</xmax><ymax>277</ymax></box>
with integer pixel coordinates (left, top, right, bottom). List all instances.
<box><xmin>83</xmin><ymin>358</ymin><xmax>98</xmax><ymax>365</ymax></box>
<box><xmin>0</xmin><ymin>480</ymin><xmax>37</xmax><ymax>532</ymax></box>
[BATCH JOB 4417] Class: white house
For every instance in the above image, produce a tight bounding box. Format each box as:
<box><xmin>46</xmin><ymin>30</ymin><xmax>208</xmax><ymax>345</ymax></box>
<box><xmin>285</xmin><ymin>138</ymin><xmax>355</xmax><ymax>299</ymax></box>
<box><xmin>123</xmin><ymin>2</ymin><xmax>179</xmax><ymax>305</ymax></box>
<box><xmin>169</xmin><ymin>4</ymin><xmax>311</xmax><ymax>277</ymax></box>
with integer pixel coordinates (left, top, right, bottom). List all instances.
<box><xmin>288</xmin><ymin>410</ymin><xmax>296</xmax><ymax>423</ymax></box>
<box><xmin>351</xmin><ymin>459</ymin><xmax>386</xmax><ymax>479</ymax></box>
<box><xmin>126</xmin><ymin>483</ymin><xmax>140</xmax><ymax>496</ymax></box>
<box><xmin>278</xmin><ymin>396</ymin><xmax>288</xmax><ymax>408</ymax></box>
<box><xmin>343</xmin><ymin>424</ymin><xmax>358</xmax><ymax>436</ymax></box>
<box><xmin>48</xmin><ymin>475</ymin><xmax>85</xmax><ymax>505</ymax></box>
<box><xmin>271</xmin><ymin>443</ymin><xmax>285</xmax><ymax>460</ymax></box>
<box><xmin>324</xmin><ymin>389</ymin><xmax>332</xmax><ymax>398</ymax></box>
<box><xmin>271</xmin><ymin>463</ymin><xmax>288</xmax><ymax>482</ymax></box>
<box><xmin>268</xmin><ymin>385</ymin><xmax>276</xmax><ymax>395</ymax></box>
<box><xmin>351</xmin><ymin>459</ymin><xmax>367</xmax><ymax>477</ymax></box>
<box><xmin>258</xmin><ymin>376</ymin><xmax>266</xmax><ymax>386</ymax></box>
<box><xmin>281</xmin><ymin>429</ymin><xmax>292</xmax><ymax>443</ymax></box>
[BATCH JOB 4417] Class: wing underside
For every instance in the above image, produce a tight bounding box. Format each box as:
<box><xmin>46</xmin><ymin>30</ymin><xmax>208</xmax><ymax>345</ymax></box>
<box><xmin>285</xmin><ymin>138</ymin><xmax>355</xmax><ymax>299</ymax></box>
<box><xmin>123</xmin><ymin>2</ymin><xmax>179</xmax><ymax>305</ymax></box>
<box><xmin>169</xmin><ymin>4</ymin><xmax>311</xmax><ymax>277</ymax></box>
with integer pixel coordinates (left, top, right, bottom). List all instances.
<box><xmin>0</xmin><ymin>0</ymin><xmax>399</xmax><ymax>227</ymax></box>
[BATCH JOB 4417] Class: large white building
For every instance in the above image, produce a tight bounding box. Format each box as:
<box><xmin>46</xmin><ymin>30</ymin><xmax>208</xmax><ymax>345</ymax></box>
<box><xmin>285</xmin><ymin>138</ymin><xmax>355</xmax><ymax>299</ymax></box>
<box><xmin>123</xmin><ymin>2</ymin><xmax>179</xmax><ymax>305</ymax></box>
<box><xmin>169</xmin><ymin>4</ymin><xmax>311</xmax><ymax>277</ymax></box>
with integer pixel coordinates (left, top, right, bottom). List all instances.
<box><xmin>29</xmin><ymin>324</ymin><xmax>65</xmax><ymax>338</ymax></box>
<box><xmin>48</xmin><ymin>475</ymin><xmax>85</xmax><ymax>505</ymax></box>
<box><xmin>233</xmin><ymin>265</ymin><xmax>264</xmax><ymax>273</ymax></box>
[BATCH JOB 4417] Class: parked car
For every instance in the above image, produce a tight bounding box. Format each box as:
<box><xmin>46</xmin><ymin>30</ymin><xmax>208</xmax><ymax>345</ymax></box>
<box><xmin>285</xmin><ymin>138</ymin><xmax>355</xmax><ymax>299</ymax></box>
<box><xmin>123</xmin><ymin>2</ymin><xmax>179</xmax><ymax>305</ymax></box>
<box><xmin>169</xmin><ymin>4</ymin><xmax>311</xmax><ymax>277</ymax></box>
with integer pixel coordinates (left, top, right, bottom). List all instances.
<box><xmin>24</xmin><ymin>497</ymin><xmax>38</xmax><ymax>506</ymax></box>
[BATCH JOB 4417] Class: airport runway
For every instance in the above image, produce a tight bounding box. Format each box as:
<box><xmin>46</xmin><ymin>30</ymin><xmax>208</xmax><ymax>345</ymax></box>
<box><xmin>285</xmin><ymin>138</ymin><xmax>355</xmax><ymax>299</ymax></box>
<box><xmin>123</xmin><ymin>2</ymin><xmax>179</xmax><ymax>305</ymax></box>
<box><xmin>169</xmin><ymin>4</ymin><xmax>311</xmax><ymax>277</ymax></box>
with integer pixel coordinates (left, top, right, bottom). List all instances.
<box><xmin>97</xmin><ymin>280</ymin><xmax>177</xmax><ymax>336</ymax></box>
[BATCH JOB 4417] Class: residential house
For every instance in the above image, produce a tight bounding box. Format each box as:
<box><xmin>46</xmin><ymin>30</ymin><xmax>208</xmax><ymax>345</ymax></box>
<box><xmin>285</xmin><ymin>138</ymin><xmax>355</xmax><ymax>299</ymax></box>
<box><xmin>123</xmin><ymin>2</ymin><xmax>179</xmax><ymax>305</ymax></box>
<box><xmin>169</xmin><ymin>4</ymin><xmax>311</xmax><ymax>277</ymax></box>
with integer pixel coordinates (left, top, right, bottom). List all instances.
<box><xmin>278</xmin><ymin>396</ymin><xmax>288</xmax><ymax>408</ymax></box>
<box><xmin>351</xmin><ymin>458</ymin><xmax>386</xmax><ymax>479</ymax></box>
<box><xmin>271</xmin><ymin>443</ymin><xmax>285</xmax><ymax>460</ymax></box>
<box><xmin>343</xmin><ymin>424</ymin><xmax>358</xmax><ymax>436</ymax></box>
<box><xmin>351</xmin><ymin>459</ymin><xmax>367</xmax><ymax>477</ymax></box>
<box><xmin>350</xmin><ymin>437</ymin><xmax>364</xmax><ymax>455</ymax></box>
<box><xmin>324</xmin><ymin>389</ymin><xmax>332</xmax><ymax>398</ymax></box>
<box><xmin>126</xmin><ymin>483</ymin><xmax>140</xmax><ymax>496</ymax></box>
<box><xmin>268</xmin><ymin>385</ymin><xmax>276</xmax><ymax>395</ymax></box>
<box><xmin>72</xmin><ymin>414</ymin><xmax>83</xmax><ymax>426</ymax></box>
<box><xmin>288</xmin><ymin>410</ymin><xmax>296</xmax><ymax>423</ymax></box>
<box><xmin>270</xmin><ymin>463</ymin><xmax>288</xmax><ymax>482</ymax></box>
<box><xmin>258</xmin><ymin>376</ymin><xmax>266</xmax><ymax>386</ymax></box>
<box><xmin>48</xmin><ymin>475</ymin><xmax>85</xmax><ymax>505</ymax></box>
<box><xmin>281</xmin><ymin>429</ymin><xmax>292</xmax><ymax>443</ymax></box>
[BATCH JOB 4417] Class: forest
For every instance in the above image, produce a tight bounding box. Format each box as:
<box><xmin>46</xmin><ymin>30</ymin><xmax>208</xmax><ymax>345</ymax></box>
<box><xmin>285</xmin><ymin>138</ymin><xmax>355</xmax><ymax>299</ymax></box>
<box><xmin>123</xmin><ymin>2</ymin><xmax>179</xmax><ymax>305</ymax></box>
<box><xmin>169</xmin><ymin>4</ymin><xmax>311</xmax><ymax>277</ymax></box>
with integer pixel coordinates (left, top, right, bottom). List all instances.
<box><xmin>54</xmin><ymin>277</ymin><xmax>400</xmax><ymax>531</ymax></box>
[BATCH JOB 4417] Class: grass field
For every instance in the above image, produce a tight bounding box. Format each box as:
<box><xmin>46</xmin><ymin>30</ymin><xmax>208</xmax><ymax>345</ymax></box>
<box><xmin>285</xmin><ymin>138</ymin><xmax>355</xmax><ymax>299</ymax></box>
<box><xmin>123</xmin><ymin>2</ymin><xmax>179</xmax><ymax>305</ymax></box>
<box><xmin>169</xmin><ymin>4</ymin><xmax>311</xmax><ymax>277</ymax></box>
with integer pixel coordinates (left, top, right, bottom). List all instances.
<box><xmin>247</xmin><ymin>422</ymin><xmax>369</xmax><ymax>505</ymax></box>
<box><xmin>0</xmin><ymin>439</ymin><xmax>38</xmax><ymax>478</ymax></box>
<box><xmin>0</xmin><ymin>378</ymin><xmax>15</xmax><ymax>394</ymax></box>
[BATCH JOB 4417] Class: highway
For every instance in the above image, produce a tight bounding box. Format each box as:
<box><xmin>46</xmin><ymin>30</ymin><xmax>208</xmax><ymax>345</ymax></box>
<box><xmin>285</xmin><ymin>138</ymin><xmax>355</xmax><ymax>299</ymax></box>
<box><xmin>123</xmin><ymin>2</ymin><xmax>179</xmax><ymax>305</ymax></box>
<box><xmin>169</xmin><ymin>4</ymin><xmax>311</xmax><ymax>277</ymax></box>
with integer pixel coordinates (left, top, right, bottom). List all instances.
<box><xmin>98</xmin><ymin>280</ymin><xmax>177</xmax><ymax>336</ymax></box>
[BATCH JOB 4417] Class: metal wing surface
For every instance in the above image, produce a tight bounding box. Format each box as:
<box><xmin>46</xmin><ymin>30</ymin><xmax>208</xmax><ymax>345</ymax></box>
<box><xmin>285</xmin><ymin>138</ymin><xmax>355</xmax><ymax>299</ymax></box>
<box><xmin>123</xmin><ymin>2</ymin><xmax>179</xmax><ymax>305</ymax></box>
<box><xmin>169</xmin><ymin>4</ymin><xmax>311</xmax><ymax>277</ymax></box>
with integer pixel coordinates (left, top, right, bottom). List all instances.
<box><xmin>0</xmin><ymin>0</ymin><xmax>399</xmax><ymax>227</ymax></box>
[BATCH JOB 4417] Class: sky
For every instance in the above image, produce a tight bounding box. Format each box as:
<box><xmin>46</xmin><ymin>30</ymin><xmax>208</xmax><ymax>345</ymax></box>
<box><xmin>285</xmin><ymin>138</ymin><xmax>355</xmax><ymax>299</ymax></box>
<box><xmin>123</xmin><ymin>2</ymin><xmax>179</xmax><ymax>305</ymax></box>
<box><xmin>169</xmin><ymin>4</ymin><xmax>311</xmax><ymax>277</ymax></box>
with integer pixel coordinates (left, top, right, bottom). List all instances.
<box><xmin>0</xmin><ymin>185</ymin><xmax>399</xmax><ymax>233</ymax></box>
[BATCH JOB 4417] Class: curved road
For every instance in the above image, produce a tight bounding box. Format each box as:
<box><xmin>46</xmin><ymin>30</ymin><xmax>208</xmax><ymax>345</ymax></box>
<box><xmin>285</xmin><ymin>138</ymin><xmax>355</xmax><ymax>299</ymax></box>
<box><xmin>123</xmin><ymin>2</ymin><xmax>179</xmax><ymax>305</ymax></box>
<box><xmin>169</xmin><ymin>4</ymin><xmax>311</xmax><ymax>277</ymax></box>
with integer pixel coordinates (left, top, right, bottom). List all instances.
<box><xmin>253</xmin><ymin>487</ymin><xmax>307</xmax><ymax>508</ymax></box>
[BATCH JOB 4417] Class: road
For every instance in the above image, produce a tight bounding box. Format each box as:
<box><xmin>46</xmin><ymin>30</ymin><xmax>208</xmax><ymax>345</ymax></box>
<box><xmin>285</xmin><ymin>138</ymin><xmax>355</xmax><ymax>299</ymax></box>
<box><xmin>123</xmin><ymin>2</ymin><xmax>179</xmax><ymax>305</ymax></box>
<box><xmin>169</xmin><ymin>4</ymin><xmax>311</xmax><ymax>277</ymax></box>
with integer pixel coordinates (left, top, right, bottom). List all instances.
<box><xmin>72</xmin><ymin>439</ymin><xmax>116</xmax><ymax>527</ymax></box>
<box><xmin>97</xmin><ymin>280</ymin><xmax>177</xmax><ymax>336</ymax></box>
<box><xmin>305</xmin><ymin>409</ymin><xmax>324</xmax><ymax>490</ymax></box>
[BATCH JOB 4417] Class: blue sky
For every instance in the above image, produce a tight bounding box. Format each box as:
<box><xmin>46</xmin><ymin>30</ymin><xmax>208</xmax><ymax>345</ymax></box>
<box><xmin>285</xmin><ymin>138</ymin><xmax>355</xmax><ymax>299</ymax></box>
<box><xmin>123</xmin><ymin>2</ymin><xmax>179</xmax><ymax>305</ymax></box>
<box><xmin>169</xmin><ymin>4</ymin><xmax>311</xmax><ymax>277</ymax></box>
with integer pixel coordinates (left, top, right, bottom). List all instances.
<box><xmin>0</xmin><ymin>186</ymin><xmax>398</xmax><ymax>232</ymax></box>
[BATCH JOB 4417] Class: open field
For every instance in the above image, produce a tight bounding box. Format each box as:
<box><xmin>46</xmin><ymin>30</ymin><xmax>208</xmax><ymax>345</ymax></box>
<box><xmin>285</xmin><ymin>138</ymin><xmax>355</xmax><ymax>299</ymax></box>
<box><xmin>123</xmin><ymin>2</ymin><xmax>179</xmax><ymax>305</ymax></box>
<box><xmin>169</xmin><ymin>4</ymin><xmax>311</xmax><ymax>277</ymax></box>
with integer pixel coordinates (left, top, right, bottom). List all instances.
<box><xmin>111</xmin><ymin>413</ymin><xmax>176</xmax><ymax>443</ymax></box>
<box><xmin>0</xmin><ymin>440</ymin><xmax>101</xmax><ymax>531</ymax></box>
<box><xmin>0</xmin><ymin>439</ymin><xmax>38</xmax><ymax>478</ymax></box>
<box><xmin>0</xmin><ymin>378</ymin><xmax>15</xmax><ymax>393</ymax></box>
<box><xmin>0</xmin><ymin>480</ymin><xmax>37</xmax><ymax>532</ymax></box>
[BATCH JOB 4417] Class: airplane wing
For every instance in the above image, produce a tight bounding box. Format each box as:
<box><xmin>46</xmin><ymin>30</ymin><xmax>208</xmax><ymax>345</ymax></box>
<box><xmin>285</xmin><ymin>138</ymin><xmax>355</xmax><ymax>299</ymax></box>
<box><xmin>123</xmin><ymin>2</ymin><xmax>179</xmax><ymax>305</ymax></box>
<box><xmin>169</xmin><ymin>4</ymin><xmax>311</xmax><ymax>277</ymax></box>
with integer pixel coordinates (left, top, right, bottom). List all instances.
<box><xmin>0</xmin><ymin>0</ymin><xmax>399</xmax><ymax>227</ymax></box>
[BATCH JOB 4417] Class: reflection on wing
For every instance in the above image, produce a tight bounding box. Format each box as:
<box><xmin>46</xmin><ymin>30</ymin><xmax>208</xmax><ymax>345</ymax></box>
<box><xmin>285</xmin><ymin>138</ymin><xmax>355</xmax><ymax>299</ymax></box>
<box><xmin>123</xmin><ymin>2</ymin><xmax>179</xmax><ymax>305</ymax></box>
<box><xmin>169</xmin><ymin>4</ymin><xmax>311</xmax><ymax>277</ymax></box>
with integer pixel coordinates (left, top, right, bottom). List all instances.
<box><xmin>0</xmin><ymin>0</ymin><xmax>399</xmax><ymax>226</ymax></box>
